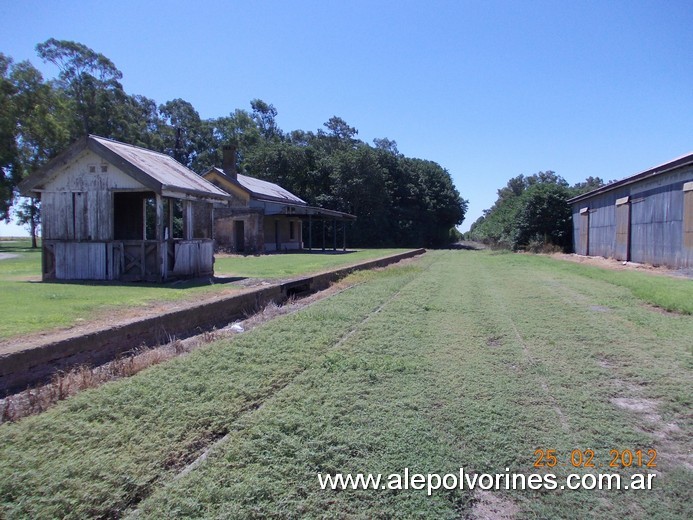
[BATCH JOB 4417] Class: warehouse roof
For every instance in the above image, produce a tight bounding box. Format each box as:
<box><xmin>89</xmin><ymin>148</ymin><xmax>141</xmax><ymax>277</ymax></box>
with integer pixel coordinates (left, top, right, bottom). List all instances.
<box><xmin>568</xmin><ymin>151</ymin><xmax>693</xmax><ymax>204</ymax></box>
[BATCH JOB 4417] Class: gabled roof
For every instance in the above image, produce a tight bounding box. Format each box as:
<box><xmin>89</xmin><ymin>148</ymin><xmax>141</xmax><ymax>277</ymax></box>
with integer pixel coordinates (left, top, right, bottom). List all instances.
<box><xmin>206</xmin><ymin>167</ymin><xmax>306</xmax><ymax>205</ymax></box>
<box><xmin>20</xmin><ymin>135</ymin><xmax>230</xmax><ymax>202</ymax></box>
<box><xmin>204</xmin><ymin>167</ymin><xmax>356</xmax><ymax>220</ymax></box>
<box><xmin>568</xmin><ymin>151</ymin><xmax>693</xmax><ymax>204</ymax></box>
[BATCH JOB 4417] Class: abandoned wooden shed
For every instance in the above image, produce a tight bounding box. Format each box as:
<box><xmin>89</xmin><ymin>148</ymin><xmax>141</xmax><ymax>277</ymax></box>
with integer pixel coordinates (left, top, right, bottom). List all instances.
<box><xmin>568</xmin><ymin>152</ymin><xmax>693</xmax><ymax>269</ymax></box>
<box><xmin>19</xmin><ymin>135</ymin><xmax>231</xmax><ymax>281</ymax></box>
<box><xmin>203</xmin><ymin>146</ymin><xmax>356</xmax><ymax>253</ymax></box>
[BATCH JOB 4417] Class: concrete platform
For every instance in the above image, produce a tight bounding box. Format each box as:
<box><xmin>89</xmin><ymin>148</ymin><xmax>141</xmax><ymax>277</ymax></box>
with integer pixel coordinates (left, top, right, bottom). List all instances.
<box><xmin>0</xmin><ymin>249</ymin><xmax>425</xmax><ymax>395</ymax></box>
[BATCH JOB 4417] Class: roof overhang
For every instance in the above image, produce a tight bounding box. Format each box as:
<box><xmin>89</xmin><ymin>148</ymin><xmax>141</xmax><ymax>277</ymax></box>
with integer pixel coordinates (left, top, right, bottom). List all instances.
<box><xmin>19</xmin><ymin>136</ymin><xmax>231</xmax><ymax>204</ymax></box>
<box><xmin>568</xmin><ymin>152</ymin><xmax>693</xmax><ymax>205</ymax></box>
<box><xmin>18</xmin><ymin>136</ymin><xmax>91</xmax><ymax>196</ymax></box>
<box><xmin>254</xmin><ymin>199</ymin><xmax>356</xmax><ymax>220</ymax></box>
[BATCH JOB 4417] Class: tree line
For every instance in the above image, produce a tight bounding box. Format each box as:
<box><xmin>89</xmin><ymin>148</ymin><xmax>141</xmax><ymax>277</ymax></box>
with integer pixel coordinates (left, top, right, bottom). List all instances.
<box><xmin>466</xmin><ymin>172</ymin><xmax>604</xmax><ymax>251</ymax></box>
<box><xmin>1</xmin><ymin>39</ymin><xmax>467</xmax><ymax>248</ymax></box>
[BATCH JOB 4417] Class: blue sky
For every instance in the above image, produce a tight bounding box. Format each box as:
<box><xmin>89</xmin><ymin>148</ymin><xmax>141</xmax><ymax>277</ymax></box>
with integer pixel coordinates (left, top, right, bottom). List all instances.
<box><xmin>1</xmin><ymin>0</ymin><xmax>692</xmax><ymax>236</ymax></box>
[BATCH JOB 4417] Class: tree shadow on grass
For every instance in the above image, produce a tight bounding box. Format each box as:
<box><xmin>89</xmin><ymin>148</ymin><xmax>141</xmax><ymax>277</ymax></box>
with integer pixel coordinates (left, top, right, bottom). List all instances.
<box><xmin>25</xmin><ymin>275</ymin><xmax>249</xmax><ymax>290</ymax></box>
<box><xmin>446</xmin><ymin>241</ymin><xmax>486</xmax><ymax>251</ymax></box>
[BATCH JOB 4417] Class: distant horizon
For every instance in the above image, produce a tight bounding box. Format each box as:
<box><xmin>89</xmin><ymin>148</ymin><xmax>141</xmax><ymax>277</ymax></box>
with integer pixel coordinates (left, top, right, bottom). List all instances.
<box><xmin>2</xmin><ymin>0</ymin><xmax>692</xmax><ymax>237</ymax></box>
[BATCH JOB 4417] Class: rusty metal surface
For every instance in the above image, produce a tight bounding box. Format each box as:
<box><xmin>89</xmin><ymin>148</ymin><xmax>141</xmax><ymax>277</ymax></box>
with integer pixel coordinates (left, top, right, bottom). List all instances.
<box><xmin>93</xmin><ymin>136</ymin><xmax>230</xmax><ymax>200</ymax></box>
<box><xmin>236</xmin><ymin>172</ymin><xmax>306</xmax><ymax>204</ymax></box>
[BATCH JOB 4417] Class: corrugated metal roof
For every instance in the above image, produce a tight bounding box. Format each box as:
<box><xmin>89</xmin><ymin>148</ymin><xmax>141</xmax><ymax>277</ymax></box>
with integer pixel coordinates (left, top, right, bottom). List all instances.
<box><xmin>237</xmin><ymin>173</ymin><xmax>306</xmax><ymax>204</ymax></box>
<box><xmin>210</xmin><ymin>167</ymin><xmax>306</xmax><ymax>204</ymax></box>
<box><xmin>92</xmin><ymin>136</ymin><xmax>230</xmax><ymax>200</ymax></box>
<box><xmin>568</xmin><ymin>151</ymin><xmax>693</xmax><ymax>204</ymax></box>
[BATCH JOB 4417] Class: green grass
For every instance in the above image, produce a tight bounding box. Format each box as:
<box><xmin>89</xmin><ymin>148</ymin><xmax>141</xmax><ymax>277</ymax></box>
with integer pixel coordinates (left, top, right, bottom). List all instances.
<box><xmin>1</xmin><ymin>250</ymin><xmax>691</xmax><ymax>518</ymax></box>
<box><xmin>213</xmin><ymin>248</ymin><xmax>408</xmax><ymax>278</ymax></box>
<box><xmin>0</xmin><ymin>240</ymin><xmax>405</xmax><ymax>340</ymax></box>
<box><xmin>542</xmin><ymin>255</ymin><xmax>693</xmax><ymax>314</ymax></box>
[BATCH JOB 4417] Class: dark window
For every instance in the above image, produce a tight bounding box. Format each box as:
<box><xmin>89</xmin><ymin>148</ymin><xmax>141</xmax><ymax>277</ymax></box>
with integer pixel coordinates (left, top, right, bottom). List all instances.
<box><xmin>145</xmin><ymin>197</ymin><xmax>157</xmax><ymax>240</ymax></box>
<box><xmin>289</xmin><ymin>221</ymin><xmax>295</xmax><ymax>240</ymax></box>
<box><xmin>192</xmin><ymin>201</ymin><xmax>212</xmax><ymax>239</ymax></box>
<box><xmin>171</xmin><ymin>199</ymin><xmax>184</xmax><ymax>239</ymax></box>
<box><xmin>114</xmin><ymin>192</ymin><xmax>156</xmax><ymax>240</ymax></box>
<box><xmin>114</xmin><ymin>192</ymin><xmax>145</xmax><ymax>240</ymax></box>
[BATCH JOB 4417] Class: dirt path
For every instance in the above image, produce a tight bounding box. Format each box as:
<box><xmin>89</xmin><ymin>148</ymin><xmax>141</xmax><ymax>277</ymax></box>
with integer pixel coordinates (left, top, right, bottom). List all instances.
<box><xmin>551</xmin><ymin>252</ymin><xmax>693</xmax><ymax>279</ymax></box>
<box><xmin>0</xmin><ymin>253</ymin><xmax>19</xmax><ymax>261</ymax></box>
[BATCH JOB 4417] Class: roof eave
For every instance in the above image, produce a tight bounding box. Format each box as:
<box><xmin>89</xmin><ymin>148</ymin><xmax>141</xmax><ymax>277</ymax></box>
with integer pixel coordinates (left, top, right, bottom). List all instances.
<box><xmin>161</xmin><ymin>185</ymin><xmax>231</xmax><ymax>203</ymax></box>
<box><xmin>568</xmin><ymin>153</ymin><xmax>693</xmax><ymax>204</ymax></box>
<box><xmin>251</xmin><ymin>194</ymin><xmax>307</xmax><ymax>205</ymax></box>
<box><xmin>18</xmin><ymin>136</ymin><xmax>90</xmax><ymax>196</ymax></box>
<box><xmin>88</xmin><ymin>137</ymin><xmax>163</xmax><ymax>193</ymax></box>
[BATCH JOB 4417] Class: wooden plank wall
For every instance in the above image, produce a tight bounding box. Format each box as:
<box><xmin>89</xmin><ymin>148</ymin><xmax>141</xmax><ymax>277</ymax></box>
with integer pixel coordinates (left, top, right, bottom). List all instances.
<box><xmin>173</xmin><ymin>240</ymin><xmax>214</xmax><ymax>276</ymax></box>
<box><xmin>54</xmin><ymin>243</ymin><xmax>107</xmax><ymax>279</ymax></box>
<box><xmin>42</xmin><ymin>191</ymin><xmax>112</xmax><ymax>241</ymax></box>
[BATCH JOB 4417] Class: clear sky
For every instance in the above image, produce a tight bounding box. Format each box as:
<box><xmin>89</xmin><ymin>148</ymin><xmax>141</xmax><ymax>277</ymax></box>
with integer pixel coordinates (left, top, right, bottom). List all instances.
<box><xmin>1</xmin><ymin>0</ymin><xmax>692</xmax><ymax>236</ymax></box>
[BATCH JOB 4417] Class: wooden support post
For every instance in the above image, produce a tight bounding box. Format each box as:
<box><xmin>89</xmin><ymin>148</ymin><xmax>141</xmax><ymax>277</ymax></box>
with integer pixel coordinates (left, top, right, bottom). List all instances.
<box><xmin>333</xmin><ymin>219</ymin><xmax>336</xmax><ymax>251</ymax></box>
<box><xmin>184</xmin><ymin>200</ymin><xmax>193</xmax><ymax>240</ymax></box>
<box><xmin>167</xmin><ymin>199</ymin><xmax>174</xmax><ymax>240</ymax></box>
<box><xmin>155</xmin><ymin>195</ymin><xmax>165</xmax><ymax>280</ymax></box>
<box><xmin>308</xmin><ymin>214</ymin><xmax>312</xmax><ymax>252</ymax></box>
<box><xmin>322</xmin><ymin>219</ymin><xmax>325</xmax><ymax>251</ymax></box>
<box><xmin>142</xmin><ymin>197</ymin><xmax>147</xmax><ymax>240</ymax></box>
<box><xmin>155</xmin><ymin>195</ymin><xmax>164</xmax><ymax>241</ymax></box>
<box><xmin>343</xmin><ymin>221</ymin><xmax>346</xmax><ymax>251</ymax></box>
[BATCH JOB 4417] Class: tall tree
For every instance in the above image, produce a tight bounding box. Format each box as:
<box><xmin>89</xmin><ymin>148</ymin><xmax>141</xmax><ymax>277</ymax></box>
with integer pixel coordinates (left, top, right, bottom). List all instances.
<box><xmin>36</xmin><ymin>38</ymin><xmax>124</xmax><ymax>136</ymax></box>
<box><xmin>470</xmin><ymin>171</ymin><xmax>602</xmax><ymax>251</ymax></box>
<box><xmin>0</xmin><ymin>54</ymin><xmax>20</xmax><ymax>221</ymax></box>
<box><xmin>10</xmin><ymin>60</ymin><xmax>71</xmax><ymax>245</ymax></box>
<box><xmin>158</xmin><ymin>98</ymin><xmax>206</xmax><ymax>167</ymax></box>
<box><xmin>514</xmin><ymin>181</ymin><xmax>574</xmax><ymax>250</ymax></box>
<box><xmin>250</xmin><ymin>99</ymin><xmax>281</xmax><ymax>140</ymax></box>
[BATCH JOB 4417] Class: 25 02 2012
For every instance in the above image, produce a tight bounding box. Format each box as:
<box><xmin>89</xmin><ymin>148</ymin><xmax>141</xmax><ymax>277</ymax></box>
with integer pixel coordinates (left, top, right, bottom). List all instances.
<box><xmin>533</xmin><ymin>449</ymin><xmax>657</xmax><ymax>468</ymax></box>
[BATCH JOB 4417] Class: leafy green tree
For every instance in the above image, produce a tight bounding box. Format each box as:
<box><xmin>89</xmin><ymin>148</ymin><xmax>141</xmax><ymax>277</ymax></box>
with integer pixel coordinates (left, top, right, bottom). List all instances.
<box><xmin>0</xmin><ymin>53</ymin><xmax>20</xmax><ymax>221</ymax></box>
<box><xmin>36</xmin><ymin>38</ymin><xmax>124</xmax><ymax>136</ymax></box>
<box><xmin>9</xmin><ymin>59</ymin><xmax>71</xmax><ymax>245</ymax></box>
<box><xmin>158</xmin><ymin>98</ymin><xmax>208</xmax><ymax>167</ymax></box>
<box><xmin>250</xmin><ymin>99</ymin><xmax>281</xmax><ymax>140</ymax></box>
<box><xmin>515</xmin><ymin>181</ymin><xmax>574</xmax><ymax>250</ymax></box>
<box><xmin>572</xmin><ymin>176</ymin><xmax>604</xmax><ymax>195</ymax></box>
<box><xmin>208</xmin><ymin>108</ymin><xmax>262</xmax><ymax>172</ymax></box>
<box><xmin>373</xmin><ymin>137</ymin><xmax>399</xmax><ymax>155</ymax></box>
<box><xmin>471</xmin><ymin>172</ymin><xmax>606</xmax><ymax>251</ymax></box>
<box><xmin>14</xmin><ymin>197</ymin><xmax>40</xmax><ymax>247</ymax></box>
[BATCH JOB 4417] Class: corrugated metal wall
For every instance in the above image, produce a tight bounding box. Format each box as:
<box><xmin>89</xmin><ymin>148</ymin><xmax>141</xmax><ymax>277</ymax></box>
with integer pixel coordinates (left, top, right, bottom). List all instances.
<box><xmin>572</xmin><ymin>164</ymin><xmax>693</xmax><ymax>268</ymax></box>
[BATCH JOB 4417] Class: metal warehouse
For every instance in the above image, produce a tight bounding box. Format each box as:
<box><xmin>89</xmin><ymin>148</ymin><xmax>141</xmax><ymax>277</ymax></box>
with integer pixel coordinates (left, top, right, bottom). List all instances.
<box><xmin>568</xmin><ymin>152</ymin><xmax>693</xmax><ymax>269</ymax></box>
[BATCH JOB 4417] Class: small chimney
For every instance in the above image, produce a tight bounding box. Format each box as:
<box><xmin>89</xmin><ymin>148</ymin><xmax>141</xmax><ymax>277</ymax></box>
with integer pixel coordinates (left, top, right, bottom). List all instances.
<box><xmin>222</xmin><ymin>144</ymin><xmax>237</xmax><ymax>179</ymax></box>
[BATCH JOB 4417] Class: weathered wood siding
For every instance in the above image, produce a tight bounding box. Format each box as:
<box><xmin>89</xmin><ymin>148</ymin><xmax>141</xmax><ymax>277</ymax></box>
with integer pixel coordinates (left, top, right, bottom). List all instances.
<box><xmin>53</xmin><ymin>242</ymin><xmax>108</xmax><ymax>279</ymax></box>
<box><xmin>42</xmin><ymin>190</ymin><xmax>113</xmax><ymax>241</ymax></box>
<box><xmin>41</xmin><ymin>150</ymin><xmax>145</xmax><ymax>241</ymax></box>
<box><xmin>173</xmin><ymin>240</ymin><xmax>214</xmax><ymax>276</ymax></box>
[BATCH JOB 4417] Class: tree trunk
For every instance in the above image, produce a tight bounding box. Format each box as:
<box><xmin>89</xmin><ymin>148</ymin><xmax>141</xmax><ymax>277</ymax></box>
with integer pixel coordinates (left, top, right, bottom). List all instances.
<box><xmin>30</xmin><ymin>198</ymin><xmax>38</xmax><ymax>248</ymax></box>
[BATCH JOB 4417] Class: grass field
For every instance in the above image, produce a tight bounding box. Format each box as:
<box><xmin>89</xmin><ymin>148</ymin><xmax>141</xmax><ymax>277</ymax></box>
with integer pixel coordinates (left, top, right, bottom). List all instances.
<box><xmin>213</xmin><ymin>249</ymin><xmax>407</xmax><ymax>278</ymax></box>
<box><xmin>0</xmin><ymin>250</ymin><xmax>691</xmax><ymax>518</ymax></box>
<box><xmin>0</xmin><ymin>240</ymin><xmax>405</xmax><ymax>340</ymax></box>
